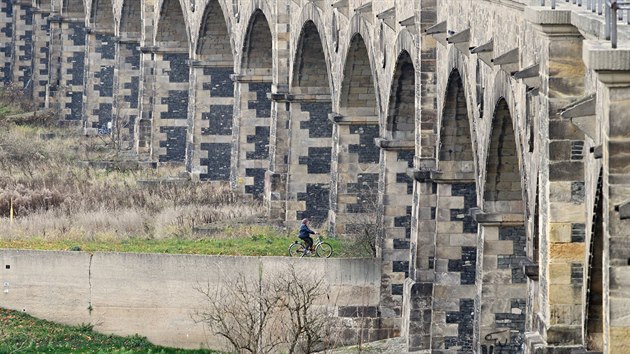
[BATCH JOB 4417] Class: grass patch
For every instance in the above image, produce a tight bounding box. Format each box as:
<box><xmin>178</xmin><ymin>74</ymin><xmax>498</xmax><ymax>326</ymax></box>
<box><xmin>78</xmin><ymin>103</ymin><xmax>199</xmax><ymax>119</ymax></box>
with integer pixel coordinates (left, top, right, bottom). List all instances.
<box><xmin>0</xmin><ymin>307</ymin><xmax>217</xmax><ymax>353</ymax></box>
<box><xmin>0</xmin><ymin>225</ymin><xmax>354</xmax><ymax>257</ymax></box>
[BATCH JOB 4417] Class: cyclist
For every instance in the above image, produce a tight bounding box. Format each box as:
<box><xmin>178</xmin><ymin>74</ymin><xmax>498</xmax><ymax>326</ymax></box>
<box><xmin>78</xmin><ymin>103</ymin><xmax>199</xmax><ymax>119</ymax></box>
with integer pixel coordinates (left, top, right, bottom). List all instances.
<box><xmin>298</xmin><ymin>218</ymin><xmax>317</xmax><ymax>254</ymax></box>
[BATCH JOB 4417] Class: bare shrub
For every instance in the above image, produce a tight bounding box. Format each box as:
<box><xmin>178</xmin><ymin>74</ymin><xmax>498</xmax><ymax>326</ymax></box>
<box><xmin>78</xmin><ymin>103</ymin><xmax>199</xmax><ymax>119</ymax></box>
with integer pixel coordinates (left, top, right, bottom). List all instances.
<box><xmin>194</xmin><ymin>265</ymin><xmax>333</xmax><ymax>354</ymax></box>
<box><xmin>342</xmin><ymin>184</ymin><xmax>380</xmax><ymax>257</ymax></box>
<box><xmin>0</xmin><ymin>83</ymin><xmax>37</xmax><ymax>114</ymax></box>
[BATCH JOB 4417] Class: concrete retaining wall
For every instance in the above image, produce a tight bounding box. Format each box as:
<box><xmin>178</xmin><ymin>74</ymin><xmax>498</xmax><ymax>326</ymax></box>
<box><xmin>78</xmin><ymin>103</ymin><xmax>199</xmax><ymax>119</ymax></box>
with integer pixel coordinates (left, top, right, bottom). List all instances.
<box><xmin>0</xmin><ymin>249</ymin><xmax>381</xmax><ymax>350</ymax></box>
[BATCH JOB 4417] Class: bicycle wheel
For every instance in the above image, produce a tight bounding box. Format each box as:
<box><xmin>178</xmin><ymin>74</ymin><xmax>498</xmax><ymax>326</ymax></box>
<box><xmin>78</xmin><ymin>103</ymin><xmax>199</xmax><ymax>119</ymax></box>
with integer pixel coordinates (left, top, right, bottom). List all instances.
<box><xmin>288</xmin><ymin>242</ymin><xmax>305</xmax><ymax>257</ymax></box>
<box><xmin>315</xmin><ymin>242</ymin><xmax>333</xmax><ymax>258</ymax></box>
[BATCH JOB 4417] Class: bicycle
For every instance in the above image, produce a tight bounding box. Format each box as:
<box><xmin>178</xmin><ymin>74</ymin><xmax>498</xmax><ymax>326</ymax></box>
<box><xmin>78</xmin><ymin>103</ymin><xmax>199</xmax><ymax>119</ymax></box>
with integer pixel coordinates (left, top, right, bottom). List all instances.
<box><xmin>288</xmin><ymin>235</ymin><xmax>333</xmax><ymax>258</ymax></box>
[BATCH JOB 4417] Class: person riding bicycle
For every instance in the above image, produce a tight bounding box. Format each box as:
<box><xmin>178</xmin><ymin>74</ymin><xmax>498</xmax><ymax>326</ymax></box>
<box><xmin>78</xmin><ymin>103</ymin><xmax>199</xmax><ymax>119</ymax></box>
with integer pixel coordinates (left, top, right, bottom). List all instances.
<box><xmin>298</xmin><ymin>218</ymin><xmax>317</xmax><ymax>253</ymax></box>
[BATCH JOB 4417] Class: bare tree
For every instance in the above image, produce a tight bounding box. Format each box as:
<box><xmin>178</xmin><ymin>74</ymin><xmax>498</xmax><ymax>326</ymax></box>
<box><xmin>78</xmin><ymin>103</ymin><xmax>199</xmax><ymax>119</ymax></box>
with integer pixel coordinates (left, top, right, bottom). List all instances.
<box><xmin>194</xmin><ymin>272</ymin><xmax>284</xmax><ymax>354</ymax></box>
<box><xmin>274</xmin><ymin>266</ymin><xmax>332</xmax><ymax>354</ymax></box>
<box><xmin>193</xmin><ymin>264</ymin><xmax>333</xmax><ymax>354</ymax></box>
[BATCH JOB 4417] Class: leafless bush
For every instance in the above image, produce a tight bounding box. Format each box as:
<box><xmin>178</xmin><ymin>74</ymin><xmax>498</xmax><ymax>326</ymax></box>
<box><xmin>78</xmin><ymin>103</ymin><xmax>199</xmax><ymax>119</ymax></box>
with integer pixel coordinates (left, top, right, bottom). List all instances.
<box><xmin>193</xmin><ymin>265</ymin><xmax>333</xmax><ymax>354</ymax></box>
<box><xmin>0</xmin><ymin>83</ymin><xmax>37</xmax><ymax>113</ymax></box>
<box><xmin>343</xmin><ymin>184</ymin><xmax>381</xmax><ymax>257</ymax></box>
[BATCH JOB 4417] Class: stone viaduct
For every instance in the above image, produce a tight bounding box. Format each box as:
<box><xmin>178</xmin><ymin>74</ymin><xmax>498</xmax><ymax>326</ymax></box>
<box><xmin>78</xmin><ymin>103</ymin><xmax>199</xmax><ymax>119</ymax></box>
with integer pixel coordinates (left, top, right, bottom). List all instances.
<box><xmin>1</xmin><ymin>0</ymin><xmax>630</xmax><ymax>352</ymax></box>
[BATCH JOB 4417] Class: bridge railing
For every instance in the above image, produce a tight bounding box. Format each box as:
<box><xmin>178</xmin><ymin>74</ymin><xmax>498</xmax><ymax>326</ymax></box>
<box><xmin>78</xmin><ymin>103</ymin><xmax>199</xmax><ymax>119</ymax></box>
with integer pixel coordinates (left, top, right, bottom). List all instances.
<box><xmin>541</xmin><ymin>0</ymin><xmax>630</xmax><ymax>48</ymax></box>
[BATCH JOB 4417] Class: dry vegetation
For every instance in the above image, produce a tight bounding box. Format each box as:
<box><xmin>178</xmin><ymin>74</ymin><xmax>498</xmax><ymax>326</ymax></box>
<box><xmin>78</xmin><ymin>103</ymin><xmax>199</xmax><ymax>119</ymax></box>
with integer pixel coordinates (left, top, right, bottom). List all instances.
<box><xmin>0</xmin><ymin>87</ymin><xmax>267</xmax><ymax>248</ymax></box>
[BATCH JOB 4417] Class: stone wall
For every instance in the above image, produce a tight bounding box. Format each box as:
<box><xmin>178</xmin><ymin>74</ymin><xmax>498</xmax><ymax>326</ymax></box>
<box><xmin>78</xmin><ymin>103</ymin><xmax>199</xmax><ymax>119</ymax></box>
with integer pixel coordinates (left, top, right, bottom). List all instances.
<box><xmin>0</xmin><ymin>249</ymin><xmax>382</xmax><ymax>351</ymax></box>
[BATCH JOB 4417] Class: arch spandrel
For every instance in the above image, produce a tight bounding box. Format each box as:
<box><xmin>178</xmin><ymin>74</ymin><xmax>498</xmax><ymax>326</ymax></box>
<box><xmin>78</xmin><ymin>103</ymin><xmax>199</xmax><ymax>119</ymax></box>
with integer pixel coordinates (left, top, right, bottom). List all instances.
<box><xmin>336</xmin><ymin>13</ymin><xmax>382</xmax><ymax>115</ymax></box>
<box><xmin>289</xmin><ymin>3</ymin><xmax>334</xmax><ymax>96</ymax></box>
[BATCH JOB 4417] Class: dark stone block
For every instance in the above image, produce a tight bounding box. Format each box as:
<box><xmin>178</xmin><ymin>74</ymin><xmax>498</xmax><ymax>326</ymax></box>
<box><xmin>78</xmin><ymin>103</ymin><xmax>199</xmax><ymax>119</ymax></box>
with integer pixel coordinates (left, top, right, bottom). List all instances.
<box><xmin>391</xmin><ymin>284</ymin><xmax>403</xmax><ymax>295</ymax></box>
<box><xmin>160</xmin><ymin>90</ymin><xmax>189</xmax><ymax>119</ymax></box>
<box><xmin>300</xmin><ymin>102</ymin><xmax>333</xmax><ymax>138</ymax></box>
<box><xmin>200</xmin><ymin>143</ymin><xmax>231</xmax><ymax>181</ymax></box>
<box><xmin>392</xmin><ymin>260</ymin><xmax>409</xmax><ymax>273</ymax></box>
<box><xmin>158</xmin><ymin>126</ymin><xmax>187</xmax><ymax>162</ymax></box>
<box><xmin>203</xmin><ymin>67</ymin><xmax>233</xmax><ymax>97</ymax></box>
<box><xmin>393</xmin><ymin>239</ymin><xmax>410</xmax><ymax>249</ymax></box>
<box><xmin>246</xmin><ymin>126</ymin><xmax>270</xmax><ymax>160</ymax></box>
<box><xmin>94</xmin><ymin>65</ymin><xmax>114</xmax><ymax>97</ymax></box>
<box><xmin>300</xmin><ymin>147</ymin><xmax>331</xmax><ymax>174</ymax></box>
<box><xmin>349</xmin><ymin>124</ymin><xmax>380</xmax><ymax>163</ymax></box>
<box><xmin>202</xmin><ymin>104</ymin><xmax>233</xmax><ymax>135</ymax></box>
<box><xmin>297</xmin><ymin>184</ymin><xmax>329</xmax><ymax>224</ymax></box>
<box><xmin>163</xmin><ymin>53</ymin><xmax>189</xmax><ymax>83</ymax></box>
<box><xmin>571</xmin><ymin>223</ymin><xmax>585</xmax><ymax>242</ymax></box>
<box><xmin>247</xmin><ymin>82</ymin><xmax>271</xmax><ymax>118</ymax></box>
<box><xmin>245</xmin><ymin>168</ymin><xmax>266</xmax><ymax>198</ymax></box>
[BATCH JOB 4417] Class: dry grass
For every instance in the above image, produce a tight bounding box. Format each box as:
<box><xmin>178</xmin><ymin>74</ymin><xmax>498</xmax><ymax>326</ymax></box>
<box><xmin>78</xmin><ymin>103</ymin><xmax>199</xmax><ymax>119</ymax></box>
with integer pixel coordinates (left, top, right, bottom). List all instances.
<box><xmin>0</xmin><ymin>102</ymin><xmax>266</xmax><ymax>246</ymax></box>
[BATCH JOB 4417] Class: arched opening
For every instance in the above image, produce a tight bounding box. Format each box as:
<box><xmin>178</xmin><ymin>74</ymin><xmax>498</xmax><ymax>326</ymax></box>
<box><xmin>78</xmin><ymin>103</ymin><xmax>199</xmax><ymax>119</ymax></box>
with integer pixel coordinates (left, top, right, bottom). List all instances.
<box><xmin>232</xmin><ymin>9</ymin><xmax>272</xmax><ymax>197</ymax></box>
<box><xmin>340</xmin><ymin>34</ymin><xmax>377</xmax><ymax>115</ymax></box>
<box><xmin>150</xmin><ymin>0</ymin><xmax>190</xmax><ymax>163</ymax></box>
<box><xmin>90</xmin><ymin>0</ymin><xmax>114</xmax><ymax>32</ymax></box>
<box><xmin>241</xmin><ymin>10</ymin><xmax>271</xmax><ymax>75</ymax></box>
<box><xmin>196</xmin><ymin>0</ymin><xmax>232</xmax><ymax>64</ymax></box>
<box><xmin>155</xmin><ymin>0</ymin><xmax>187</xmax><ymax>49</ymax></box>
<box><xmin>84</xmin><ymin>0</ymin><xmax>116</xmax><ymax>131</ymax></box>
<box><xmin>479</xmin><ymin>98</ymin><xmax>527</xmax><ymax>353</ymax></box>
<box><xmin>484</xmin><ymin>99</ymin><xmax>523</xmax><ymax>214</ymax></box>
<box><xmin>286</xmin><ymin>20</ymin><xmax>333</xmax><ymax>225</ymax></box>
<box><xmin>330</xmin><ymin>33</ymin><xmax>380</xmax><ymax>242</ymax></box>
<box><xmin>113</xmin><ymin>0</ymin><xmax>142</xmax><ymax>148</ymax></box>
<box><xmin>188</xmin><ymin>0</ymin><xmax>235</xmax><ymax>180</ymax></box>
<box><xmin>119</xmin><ymin>0</ymin><xmax>141</xmax><ymax>39</ymax></box>
<box><xmin>386</xmin><ymin>51</ymin><xmax>415</xmax><ymax>141</ymax></box>
<box><xmin>57</xmin><ymin>0</ymin><xmax>86</xmax><ymax>120</ymax></box>
<box><xmin>439</xmin><ymin>71</ymin><xmax>474</xmax><ymax>165</ymax></box>
<box><xmin>62</xmin><ymin>0</ymin><xmax>84</xmax><ymax>17</ymax></box>
<box><xmin>433</xmin><ymin>70</ymin><xmax>477</xmax><ymax>350</ymax></box>
<box><xmin>291</xmin><ymin>21</ymin><xmax>330</xmax><ymax>94</ymax></box>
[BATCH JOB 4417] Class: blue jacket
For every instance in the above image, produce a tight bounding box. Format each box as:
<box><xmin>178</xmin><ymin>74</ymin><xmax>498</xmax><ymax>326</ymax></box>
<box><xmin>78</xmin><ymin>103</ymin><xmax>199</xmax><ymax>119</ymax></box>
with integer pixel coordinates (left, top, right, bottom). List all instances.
<box><xmin>299</xmin><ymin>224</ymin><xmax>315</xmax><ymax>238</ymax></box>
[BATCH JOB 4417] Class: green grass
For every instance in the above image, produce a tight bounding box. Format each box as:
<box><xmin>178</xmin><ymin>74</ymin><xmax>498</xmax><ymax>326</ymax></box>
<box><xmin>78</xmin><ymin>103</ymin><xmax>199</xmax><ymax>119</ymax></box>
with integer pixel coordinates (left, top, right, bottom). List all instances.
<box><xmin>0</xmin><ymin>235</ymin><xmax>353</xmax><ymax>257</ymax></box>
<box><xmin>0</xmin><ymin>307</ymin><xmax>217</xmax><ymax>353</ymax></box>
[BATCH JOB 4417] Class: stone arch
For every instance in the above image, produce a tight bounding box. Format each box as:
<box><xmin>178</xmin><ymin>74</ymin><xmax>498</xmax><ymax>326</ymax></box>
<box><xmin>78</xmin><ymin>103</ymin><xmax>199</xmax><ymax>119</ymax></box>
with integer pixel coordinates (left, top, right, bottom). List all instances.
<box><xmin>291</xmin><ymin>21</ymin><xmax>330</xmax><ymax>94</ymax></box>
<box><xmin>116</xmin><ymin>0</ymin><xmax>141</xmax><ymax>38</ymax></box>
<box><xmin>240</xmin><ymin>9</ymin><xmax>272</xmax><ymax>74</ymax></box>
<box><xmin>155</xmin><ymin>0</ymin><xmax>189</xmax><ymax>49</ymax></box>
<box><xmin>483</xmin><ymin>98</ymin><xmax>523</xmax><ymax>213</ymax></box>
<box><xmin>285</xmin><ymin>12</ymin><xmax>334</xmax><ymax>225</ymax></box>
<box><xmin>429</xmin><ymin>68</ymin><xmax>478</xmax><ymax>351</ymax></box>
<box><xmin>289</xmin><ymin>5</ymin><xmax>333</xmax><ymax>95</ymax></box>
<box><xmin>195</xmin><ymin>0</ymin><xmax>233</xmax><ymax>63</ymax></box>
<box><xmin>230</xmin><ymin>7</ymin><xmax>274</xmax><ymax>198</ymax></box>
<box><xmin>477</xmin><ymin>96</ymin><xmax>528</xmax><ymax>352</ymax></box>
<box><xmin>89</xmin><ymin>0</ymin><xmax>114</xmax><ymax>32</ymax></box>
<box><xmin>62</xmin><ymin>0</ymin><xmax>85</xmax><ymax>17</ymax></box>
<box><xmin>385</xmin><ymin>50</ymin><xmax>415</xmax><ymax>141</ymax></box>
<box><xmin>337</xmin><ymin>14</ymin><xmax>381</xmax><ymax>114</ymax></box>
